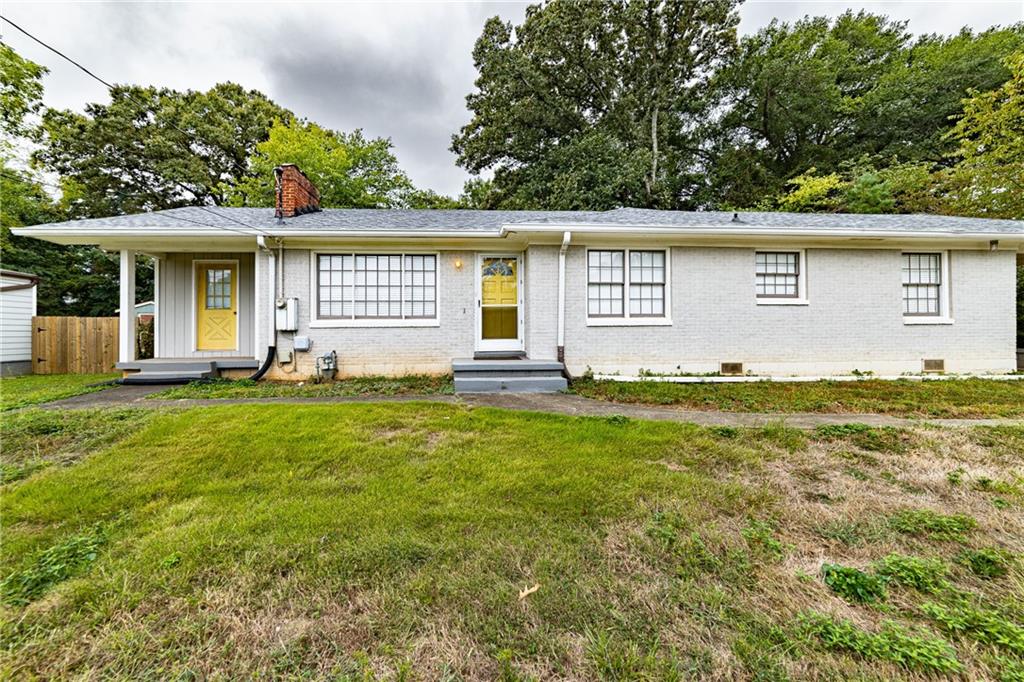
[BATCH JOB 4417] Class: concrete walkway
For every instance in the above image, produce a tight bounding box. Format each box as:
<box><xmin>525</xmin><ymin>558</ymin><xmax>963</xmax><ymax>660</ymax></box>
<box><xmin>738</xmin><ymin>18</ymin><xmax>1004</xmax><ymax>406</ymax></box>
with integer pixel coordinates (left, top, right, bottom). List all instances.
<box><xmin>34</xmin><ymin>384</ymin><xmax>1024</xmax><ymax>429</ymax></box>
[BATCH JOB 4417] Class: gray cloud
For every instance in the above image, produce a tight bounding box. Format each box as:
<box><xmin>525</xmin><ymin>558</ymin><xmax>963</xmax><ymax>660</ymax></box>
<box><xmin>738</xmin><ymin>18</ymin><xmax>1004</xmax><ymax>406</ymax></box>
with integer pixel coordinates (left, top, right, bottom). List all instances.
<box><xmin>3</xmin><ymin>1</ymin><xmax>1021</xmax><ymax>197</ymax></box>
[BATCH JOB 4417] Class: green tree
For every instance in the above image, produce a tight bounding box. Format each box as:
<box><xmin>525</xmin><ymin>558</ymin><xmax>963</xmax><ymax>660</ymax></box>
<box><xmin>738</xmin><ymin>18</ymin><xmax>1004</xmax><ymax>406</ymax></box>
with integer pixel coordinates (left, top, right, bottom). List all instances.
<box><xmin>452</xmin><ymin>0</ymin><xmax>741</xmax><ymax>209</ymax></box>
<box><xmin>228</xmin><ymin>119</ymin><xmax>412</xmax><ymax>208</ymax></box>
<box><xmin>862</xmin><ymin>26</ymin><xmax>1024</xmax><ymax>163</ymax></box>
<box><xmin>1</xmin><ymin>46</ymin><xmax>153</xmax><ymax>314</ymax></box>
<box><xmin>0</xmin><ymin>43</ymin><xmax>46</xmax><ymax>139</ymax></box>
<box><xmin>708</xmin><ymin>14</ymin><xmax>1023</xmax><ymax>208</ymax></box>
<box><xmin>772</xmin><ymin>169</ymin><xmax>845</xmax><ymax>213</ymax></box>
<box><xmin>842</xmin><ymin>171</ymin><xmax>895</xmax><ymax>214</ymax></box>
<box><xmin>944</xmin><ymin>52</ymin><xmax>1024</xmax><ymax>219</ymax></box>
<box><xmin>36</xmin><ymin>82</ymin><xmax>292</xmax><ymax>218</ymax></box>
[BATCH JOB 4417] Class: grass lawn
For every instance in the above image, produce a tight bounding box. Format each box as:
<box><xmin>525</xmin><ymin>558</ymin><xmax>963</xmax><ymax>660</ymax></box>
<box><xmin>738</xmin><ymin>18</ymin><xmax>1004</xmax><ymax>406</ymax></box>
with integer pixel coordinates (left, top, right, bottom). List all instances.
<box><xmin>0</xmin><ymin>373</ymin><xmax>118</xmax><ymax>411</ymax></box>
<box><xmin>573</xmin><ymin>377</ymin><xmax>1024</xmax><ymax>419</ymax></box>
<box><xmin>152</xmin><ymin>374</ymin><xmax>453</xmax><ymax>400</ymax></box>
<box><xmin>3</xmin><ymin>404</ymin><xmax>1023</xmax><ymax>679</ymax></box>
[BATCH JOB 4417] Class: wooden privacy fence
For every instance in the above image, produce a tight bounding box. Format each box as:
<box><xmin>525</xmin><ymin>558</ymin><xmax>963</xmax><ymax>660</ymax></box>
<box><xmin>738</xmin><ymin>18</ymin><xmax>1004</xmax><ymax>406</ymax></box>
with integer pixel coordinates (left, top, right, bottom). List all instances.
<box><xmin>32</xmin><ymin>316</ymin><xmax>119</xmax><ymax>374</ymax></box>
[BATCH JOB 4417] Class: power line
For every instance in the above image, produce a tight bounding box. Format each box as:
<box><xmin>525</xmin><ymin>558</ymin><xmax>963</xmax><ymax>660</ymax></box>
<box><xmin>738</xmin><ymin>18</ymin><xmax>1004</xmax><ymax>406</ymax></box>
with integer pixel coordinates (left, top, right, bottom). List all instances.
<box><xmin>1</xmin><ymin>14</ymin><xmax>320</xmax><ymax>210</ymax></box>
<box><xmin>1</xmin><ymin>16</ymin><xmax>317</xmax><ymax>234</ymax></box>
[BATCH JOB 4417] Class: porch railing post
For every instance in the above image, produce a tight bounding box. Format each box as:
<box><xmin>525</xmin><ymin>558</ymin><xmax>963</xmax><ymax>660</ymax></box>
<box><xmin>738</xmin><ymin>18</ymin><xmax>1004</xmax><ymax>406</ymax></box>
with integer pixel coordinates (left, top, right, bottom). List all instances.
<box><xmin>119</xmin><ymin>249</ymin><xmax>137</xmax><ymax>363</ymax></box>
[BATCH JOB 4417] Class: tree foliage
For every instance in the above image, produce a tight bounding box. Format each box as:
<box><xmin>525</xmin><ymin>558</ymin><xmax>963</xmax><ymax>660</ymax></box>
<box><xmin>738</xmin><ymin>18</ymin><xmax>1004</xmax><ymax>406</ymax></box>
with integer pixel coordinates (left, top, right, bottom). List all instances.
<box><xmin>452</xmin><ymin>0</ymin><xmax>741</xmax><ymax>209</ymax></box>
<box><xmin>36</xmin><ymin>82</ymin><xmax>293</xmax><ymax>218</ymax></box>
<box><xmin>228</xmin><ymin>119</ymin><xmax>413</xmax><ymax>208</ymax></box>
<box><xmin>944</xmin><ymin>53</ymin><xmax>1024</xmax><ymax>220</ymax></box>
<box><xmin>0</xmin><ymin>43</ymin><xmax>46</xmax><ymax>139</ymax></box>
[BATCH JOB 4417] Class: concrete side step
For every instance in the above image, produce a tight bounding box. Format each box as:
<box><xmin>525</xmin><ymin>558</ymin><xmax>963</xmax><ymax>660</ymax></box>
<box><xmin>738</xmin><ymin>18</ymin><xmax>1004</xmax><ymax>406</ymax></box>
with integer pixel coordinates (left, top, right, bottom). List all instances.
<box><xmin>473</xmin><ymin>350</ymin><xmax>527</xmax><ymax>360</ymax></box>
<box><xmin>455</xmin><ymin>369</ymin><xmax>565</xmax><ymax>378</ymax></box>
<box><xmin>452</xmin><ymin>359</ymin><xmax>565</xmax><ymax>372</ymax></box>
<box><xmin>121</xmin><ymin>370</ymin><xmax>214</xmax><ymax>384</ymax></box>
<box><xmin>117</xmin><ymin>360</ymin><xmax>215</xmax><ymax>372</ymax></box>
<box><xmin>454</xmin><ymin>375</ymin><xmax>568</xmax><ymax>393</ymax></box>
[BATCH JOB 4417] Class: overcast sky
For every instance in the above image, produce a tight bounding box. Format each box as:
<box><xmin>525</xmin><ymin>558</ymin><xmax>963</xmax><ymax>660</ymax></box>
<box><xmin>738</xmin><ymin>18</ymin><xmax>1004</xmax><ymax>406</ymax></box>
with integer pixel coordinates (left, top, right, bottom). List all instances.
<box><xmin>3</xmin><ymin>1</ymin><xmax>1022</xmax><ymax>197</ymax></box>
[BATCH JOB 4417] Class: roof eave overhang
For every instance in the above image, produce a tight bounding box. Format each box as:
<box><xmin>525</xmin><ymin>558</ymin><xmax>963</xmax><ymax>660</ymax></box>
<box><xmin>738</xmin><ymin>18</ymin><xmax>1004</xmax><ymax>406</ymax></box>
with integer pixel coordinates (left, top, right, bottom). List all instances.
<box><xmin>11</xmin><ymin>225</ymin><xmax>1024</xmax><ymax>251</ymax></box>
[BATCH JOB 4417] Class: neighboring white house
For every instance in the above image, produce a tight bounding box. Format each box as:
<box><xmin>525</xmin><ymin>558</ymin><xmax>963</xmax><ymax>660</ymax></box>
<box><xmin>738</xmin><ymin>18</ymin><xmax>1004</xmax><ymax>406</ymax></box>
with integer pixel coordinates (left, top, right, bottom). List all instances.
<box><xmin>13</xmin><ymin>164</ymin><xmax>1024</xmax><ymax>391</ymax></box>
<box><xmin>0</xmin><ymin>269</ymin><xmax>39</xmax><ymax>377</ymax></box>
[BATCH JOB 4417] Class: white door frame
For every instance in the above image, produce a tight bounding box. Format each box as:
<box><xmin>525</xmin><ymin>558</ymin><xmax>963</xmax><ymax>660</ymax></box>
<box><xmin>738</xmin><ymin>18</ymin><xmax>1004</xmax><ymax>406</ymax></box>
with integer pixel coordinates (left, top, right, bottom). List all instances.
<box><xmin>191</xmin><ymin>258</ymin><xmax>240</xmax><ymax>353</ymax></box>
<box><xmin>475</xmin><ymin>252</ymin><xmax>525</xmax><ymax>353</ymax></box>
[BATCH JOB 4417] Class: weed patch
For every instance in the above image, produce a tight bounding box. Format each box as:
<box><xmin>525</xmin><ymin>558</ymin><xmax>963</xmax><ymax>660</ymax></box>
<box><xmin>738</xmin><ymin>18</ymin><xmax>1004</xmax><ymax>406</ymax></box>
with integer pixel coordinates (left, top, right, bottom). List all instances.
<box><xmin>920</xmin><ymin>601</ymin><xmax>1024</xmax><ymax>655</ymax></box>
<box><xmin>889</xmin><ymin>509</ymin><xmax>976</xmax><ymax>542</ymax></box>
<box><xmin>799</xmin><ymin>612</ymin><xmax>962</xmax><ymax>674</ymax></box>
<box><xmin>821</xmin><ymin>564</ymin><xmax>888</xmax><ymax>604</ymax></box>
<box><xmin>741</xmin><ymin>519</ymin><xmax>785</xmax><ymax>561</ymax></box>
<box><xmin>957</xmin><ymin>548</ymin><xmax>1012</xmax><ymax>580</ymax></box>
<box><xmin>874</xmin><ymin>555</ymin><xmax>947</xmax><ymax>593</ymax></box>
<box><xmin>1</xmin><ymin>523</ymin><xmax>108</xmax><ymax>605</ymax></box>
<box><xmin>815</xmin><ymin>423</ymin><xmax>909</xmax><ymax>453</ymax></box>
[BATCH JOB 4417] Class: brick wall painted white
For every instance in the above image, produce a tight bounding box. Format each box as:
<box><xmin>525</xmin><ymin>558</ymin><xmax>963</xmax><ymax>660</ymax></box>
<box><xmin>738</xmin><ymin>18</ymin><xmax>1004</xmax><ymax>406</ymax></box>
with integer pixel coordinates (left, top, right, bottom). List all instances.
<box><xmin>261</xmin><ymin>245</ymin><xmax>1016</xmax><ymax>379</ymax></box>
<box><xmin>266</xmin><ymin>249</ymin><xmax>476</xmax><ymax>378</ymax></box>
<box><xmin>562</xmin><ymin>246</ymin><xmax>1017</xmax><ymax>376</ymax></box>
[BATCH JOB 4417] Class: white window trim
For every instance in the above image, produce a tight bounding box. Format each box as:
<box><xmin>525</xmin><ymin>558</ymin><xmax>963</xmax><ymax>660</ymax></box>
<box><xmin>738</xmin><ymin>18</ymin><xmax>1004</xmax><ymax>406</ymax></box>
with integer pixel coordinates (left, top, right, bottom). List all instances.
<box><xmin>308</xmin><ymin>250</ymin><xmax>442</xmax><ymax>328</ymax></box>
<box><xmin>902</xmin><ymin>250</ymin><xmax>953</xmax><ymax>325</ymax></box>
<box><xmin>755</xmin><ymin>249</ymin><xmax>809</xmax><ymax>305</ymax></box>
<box><xmin>585</xmin><ymin>248</ymin><xmax>672</xmax><ymax>326</ymax></box>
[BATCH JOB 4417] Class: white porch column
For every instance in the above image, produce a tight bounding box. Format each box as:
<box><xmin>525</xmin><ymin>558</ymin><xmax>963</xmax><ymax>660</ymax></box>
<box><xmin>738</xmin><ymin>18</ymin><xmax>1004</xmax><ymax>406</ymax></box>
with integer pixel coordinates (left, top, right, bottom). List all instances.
<box><xmin>118</xmin><ymin>250</ymin><xmax>137</xmax><ymax>363</ymax></box>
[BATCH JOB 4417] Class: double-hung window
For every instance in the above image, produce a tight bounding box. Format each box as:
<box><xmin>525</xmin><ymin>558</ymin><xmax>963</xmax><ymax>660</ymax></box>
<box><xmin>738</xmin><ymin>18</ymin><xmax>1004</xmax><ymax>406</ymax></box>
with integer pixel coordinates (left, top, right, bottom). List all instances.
<box><xmin>587</xmin><ymin>249</ymin><xmax>668</xmax><ymax>322</ymax></box>
<box><xmin>755</xmin><ymin>251</ymin><xmax>801</xmax><ymax>299</ymax></box>
<box><xmin>316</xmin><ymin>253</ymin><xmax>437</xmax><ymax>323</ymax></box>
<box><xmin>902</xmin><ymin>253</ymin><xmax>943</xmax><ymax>317</ymax></box>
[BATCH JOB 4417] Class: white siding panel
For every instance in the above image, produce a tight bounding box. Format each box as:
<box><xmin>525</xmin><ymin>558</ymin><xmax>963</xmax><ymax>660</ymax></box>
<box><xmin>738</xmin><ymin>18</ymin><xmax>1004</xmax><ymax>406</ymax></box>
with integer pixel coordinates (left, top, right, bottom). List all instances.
<box><xmin>0</xmin><ymin>277</ymin><xmax>36</xmax><ymax>363</ymax></box>
<box><xmin>156</xmin><ymin>252</ymin><xmax>256</xmax><ymax>358</ymax></box>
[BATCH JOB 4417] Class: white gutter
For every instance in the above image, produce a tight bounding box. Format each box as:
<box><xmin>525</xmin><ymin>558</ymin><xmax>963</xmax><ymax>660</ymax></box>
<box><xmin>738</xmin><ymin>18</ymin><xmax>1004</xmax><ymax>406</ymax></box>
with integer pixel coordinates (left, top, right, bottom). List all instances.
<box><xmin>556</xmin><ymin>231</ymin><xmax>571</xmax><ymax>361</ymax></box>
<box><xmin>500</xmin><ymin>223</ymin><xmax>1024</xmax><ymax>241</ymax></box>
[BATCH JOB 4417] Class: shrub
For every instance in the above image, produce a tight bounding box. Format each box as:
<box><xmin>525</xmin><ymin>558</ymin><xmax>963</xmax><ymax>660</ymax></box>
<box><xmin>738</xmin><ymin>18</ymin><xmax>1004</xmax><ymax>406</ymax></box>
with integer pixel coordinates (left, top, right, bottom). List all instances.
<box><xmin>889</xmin><ymin>509</ymin><xmax>976</xmax><ymax>541</ymax></box>
<box><xmin>957</xmin><ymin>548</ymin><xmax>1012</xmax><ymax>579</ymax></box>
<box><xmin>821</xmin><ymin>564</ymin><xmax>888</xmax><ymax>604</ymax></box>
<box><xmin>799</xmin><ymin>612</ymin><xmax>962</xmax><ymax>673</ymax></box>
<box><xmin>875</xmin><ymin>554</ymin><xmax>947</xmax><ymax>593</ymax></box>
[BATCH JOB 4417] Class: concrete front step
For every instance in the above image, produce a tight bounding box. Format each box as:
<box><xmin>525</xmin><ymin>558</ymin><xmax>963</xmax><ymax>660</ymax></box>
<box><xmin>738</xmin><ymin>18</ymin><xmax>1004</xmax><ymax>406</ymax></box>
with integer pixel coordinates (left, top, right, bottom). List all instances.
<box><xmin>119</xmin><ymin>361</ymin><xmax>216</xmax><ymax>372</ymax></box>
<box><xmin>452</xmin><ymin>357</ymin><xmax>568</xmax><ymax>393</ymax></box>
<box><xmin>454</xmin><ymin>375</ymin><xmax>568</xmax><ymax>393</ymax></box>
<box><xmin>452</xmin><ymin>359</ymin><xmax>565</xmax><ymax>373</ymax></box>
<box><xmin>121</xmin><ymin>369</ymin><xmax>214</xmax><ymax>384</ymax></box>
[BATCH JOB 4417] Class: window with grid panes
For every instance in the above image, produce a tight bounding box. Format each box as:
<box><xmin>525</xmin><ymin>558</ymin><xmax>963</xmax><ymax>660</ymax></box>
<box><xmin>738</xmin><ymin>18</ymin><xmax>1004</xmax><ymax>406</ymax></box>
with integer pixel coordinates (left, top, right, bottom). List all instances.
<box><xmin>205</xmin><ymin>268</ymin><xmax>232</xmax><ymax>309</ymax></box>
<box><xmin>902</xmin><ymin>253</ymin><xmax>941</xmax><ymax>316</ymax></box>
<box><xmin>755</xmin><ymin>252</ymin><xmax>800</xmax><ymax>298</ymax></box>
<box><xmin>317</xmin><ymin>253</ymin><xmax>436</xmax><ymax>320</ymax></box>
<box><xmin>588</xmin><ymin>249</ymin><xmax>666</xmax><ymax>319</ymax></box>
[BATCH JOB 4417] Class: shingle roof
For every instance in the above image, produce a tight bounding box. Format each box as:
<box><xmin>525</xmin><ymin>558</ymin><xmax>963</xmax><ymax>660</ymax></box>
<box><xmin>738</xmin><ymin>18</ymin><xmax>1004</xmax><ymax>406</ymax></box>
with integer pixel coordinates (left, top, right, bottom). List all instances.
<box><xmin>15</xmin><ymin>206</ymin><xmax>1024</xmax><ymax>236</ymax></box>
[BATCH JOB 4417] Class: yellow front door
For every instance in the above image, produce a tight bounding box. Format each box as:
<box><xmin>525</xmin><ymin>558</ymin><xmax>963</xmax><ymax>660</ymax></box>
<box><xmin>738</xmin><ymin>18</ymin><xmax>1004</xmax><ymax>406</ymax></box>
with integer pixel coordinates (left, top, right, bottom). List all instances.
<box><xmin>480</xmin><ymin>256</ymin><xmax>521</xmax><ymax>349</ymax></box>
<box><xmin>196</xmin><ymin>262</ymin><xmax>237</xmax><ymax>351</ymax></box>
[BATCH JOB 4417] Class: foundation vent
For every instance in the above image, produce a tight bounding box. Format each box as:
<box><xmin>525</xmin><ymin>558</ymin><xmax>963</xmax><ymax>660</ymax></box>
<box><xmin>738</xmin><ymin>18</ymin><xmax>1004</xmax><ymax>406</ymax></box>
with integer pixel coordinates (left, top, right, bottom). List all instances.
<box><xmin>720</xmin><ymin>362</ymin><xmax>744</xmax><ymax>376</ymax></box>
<box><xmin>922</xmin><ymin>359</ymin><xmax>945</xmax><ymax>373</ymax></box>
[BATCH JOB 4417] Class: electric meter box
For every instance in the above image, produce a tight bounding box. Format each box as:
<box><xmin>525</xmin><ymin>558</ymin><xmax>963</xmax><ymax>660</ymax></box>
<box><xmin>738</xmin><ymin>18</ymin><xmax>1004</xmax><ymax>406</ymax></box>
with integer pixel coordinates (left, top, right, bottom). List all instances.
<box><xmin>275</xmin><ymin>297</ymin><xmax>298</xmax><ymax>331</ymax></box>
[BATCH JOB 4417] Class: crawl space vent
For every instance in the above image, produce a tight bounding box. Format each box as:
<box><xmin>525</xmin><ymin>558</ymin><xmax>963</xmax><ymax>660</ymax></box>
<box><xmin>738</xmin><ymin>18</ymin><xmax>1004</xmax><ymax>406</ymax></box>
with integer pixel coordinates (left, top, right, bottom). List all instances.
<box><xmin>922</xmin><ymin>359</ymin><xmax>945</xmax><ymax>373</ymax></box>
<box><xmin>720</xmin><ymin>362</ymin><xmax>744</xmax><ymax>376</ymax></box>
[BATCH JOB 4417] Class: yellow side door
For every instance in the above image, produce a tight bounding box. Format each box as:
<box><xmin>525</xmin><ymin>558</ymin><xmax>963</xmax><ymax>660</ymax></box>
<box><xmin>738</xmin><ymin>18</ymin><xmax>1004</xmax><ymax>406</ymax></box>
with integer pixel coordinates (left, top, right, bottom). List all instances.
<box><xmin>196</xmin><ymin>262</ymin><xmax>237</xmax><ymax>351</ymax></box>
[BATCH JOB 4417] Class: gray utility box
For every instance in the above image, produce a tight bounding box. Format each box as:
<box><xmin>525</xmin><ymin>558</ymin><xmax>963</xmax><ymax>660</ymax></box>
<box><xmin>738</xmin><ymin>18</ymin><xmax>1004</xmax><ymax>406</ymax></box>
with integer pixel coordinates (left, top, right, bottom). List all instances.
<box><xmin>275</xmin><ymin>297</ymin><xmax>298</xmax><ymax>331</ymax></box>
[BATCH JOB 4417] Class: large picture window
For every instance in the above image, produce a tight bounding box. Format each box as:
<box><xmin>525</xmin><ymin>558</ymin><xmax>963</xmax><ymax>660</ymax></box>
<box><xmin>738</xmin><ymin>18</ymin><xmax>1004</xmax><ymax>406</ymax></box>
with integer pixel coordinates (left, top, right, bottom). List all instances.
<box><xmin>587</xmin><ymin>249</ymin><xmax>667</xmax><ymax>319</ymax></box>
<box><xmin>317</xmin><ymin>253</ymin><xmax>437</xmax><ymax>320</ymax></box>
<box><xmin>902</xmin><ymin>253</ymin><xmax>942</xmax><ymax>316</ymax></box>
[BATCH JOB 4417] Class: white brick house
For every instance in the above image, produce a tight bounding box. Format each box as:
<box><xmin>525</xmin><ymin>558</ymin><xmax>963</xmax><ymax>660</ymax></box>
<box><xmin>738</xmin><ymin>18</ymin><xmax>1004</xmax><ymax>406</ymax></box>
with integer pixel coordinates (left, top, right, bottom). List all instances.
<box><xmin>15</xmin><ymin>165</ymin><xmax>1024</xmax><ymax>389</ymax></box>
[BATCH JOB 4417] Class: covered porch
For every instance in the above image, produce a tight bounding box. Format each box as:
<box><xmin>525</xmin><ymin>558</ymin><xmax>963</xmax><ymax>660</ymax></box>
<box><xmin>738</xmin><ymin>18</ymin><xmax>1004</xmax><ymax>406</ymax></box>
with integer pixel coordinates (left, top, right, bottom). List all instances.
<box><xmin>117</xmin><ymin>249</ymin><xmax>265</xmax><ymax>379</ymax></box>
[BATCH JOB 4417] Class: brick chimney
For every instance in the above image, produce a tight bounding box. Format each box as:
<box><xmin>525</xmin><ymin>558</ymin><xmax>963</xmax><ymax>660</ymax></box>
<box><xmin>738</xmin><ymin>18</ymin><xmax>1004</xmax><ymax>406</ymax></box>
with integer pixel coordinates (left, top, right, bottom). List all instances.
<box><xmin>274</xmin><ymin>164</ymin><xmax>321</xmax><ymax>218</ymax></box>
